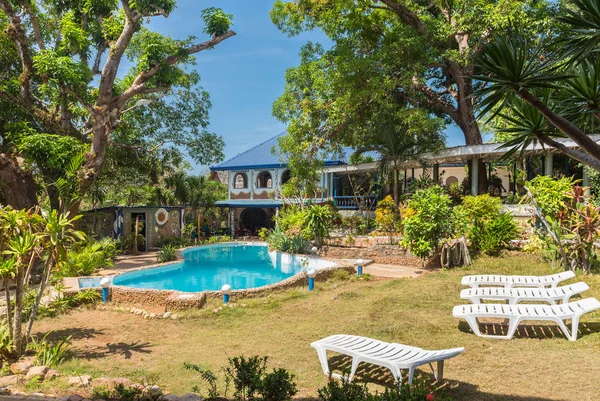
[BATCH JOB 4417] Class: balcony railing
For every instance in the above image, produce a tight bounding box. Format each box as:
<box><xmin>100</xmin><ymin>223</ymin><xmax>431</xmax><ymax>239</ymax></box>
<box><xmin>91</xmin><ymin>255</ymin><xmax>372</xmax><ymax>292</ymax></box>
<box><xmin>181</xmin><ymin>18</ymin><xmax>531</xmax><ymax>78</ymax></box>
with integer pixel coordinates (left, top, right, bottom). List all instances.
<box><xmin>333</xmin><ymin>195</ymin><xmax>378</xmax><ymax>210</ymax></box>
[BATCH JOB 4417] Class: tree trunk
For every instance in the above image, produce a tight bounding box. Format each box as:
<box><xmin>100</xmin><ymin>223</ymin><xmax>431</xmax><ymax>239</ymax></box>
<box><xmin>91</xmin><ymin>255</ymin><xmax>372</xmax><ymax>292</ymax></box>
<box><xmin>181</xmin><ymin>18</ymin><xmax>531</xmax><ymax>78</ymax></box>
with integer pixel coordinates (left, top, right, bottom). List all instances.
<box><xmin>12</xmin><ymin>262</ymin><xmax>25</xmax><ymax>355</ymax></box>
<box><xmin>24</xmin><ymin>257</ymin><xmax>53</xmax><ymax>339</ymax></box>
<box><xmin>392</xmin><ymin>168</ymin><xmax>399</xmax><ymax>204</ymax></box>
<box><xmin>4</xmin><ymin>278</ymin><xmax>12</xmax><ymax>337</ymax></box>
<box><xmin>0</xmin><ymin>153</ymin><xmax>38</xmax><ymax>209</ymax></box>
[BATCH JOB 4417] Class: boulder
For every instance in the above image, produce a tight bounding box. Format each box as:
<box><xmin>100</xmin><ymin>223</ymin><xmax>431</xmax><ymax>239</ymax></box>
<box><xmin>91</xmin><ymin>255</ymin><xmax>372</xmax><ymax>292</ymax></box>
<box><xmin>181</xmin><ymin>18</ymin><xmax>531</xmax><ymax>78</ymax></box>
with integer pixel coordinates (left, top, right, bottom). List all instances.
<box><xmin>179</xmin><ymin>393</ymin><xmax>203</xmax><ymax>401</ymax></box>
<box><xmin>46</xmin><ymin>369</ymin><xmax>61</xmax><ymax>380</ymax></box>
<box><xmin>25</xmin><ymin>365</ymin><xmax>48</xmax><ymax>381</ymax></box>
<box><xmin>67</xmin><ymin>395</ymin><xmax>84</xmax><ymax>401</ymax></box>
<box><xmin>0</xmin><ymin>386</ymin><xmax>10</xmax><ymax>395</ymax></box>
<box><xmin>68</xmin><ymin>375</ymin><xmax>92</xmax><ymax>387</ymax></box>
<box><xmin>162</xmin><ymin>311</ymin><xmax>172</xmax><ymax>319</ymax></box>
<box><xmin>144</xmin><ymin>384</ymin><xmax>163</xmax><ymax>397</ymax></box>
<box><xmin>9</xmin><ymin>360</ymin><xmax>33</xmax><ymax>375</ymax></box>
<box><xmin>0</xmin><ymin>375</ymin><xmax>18</xmax><ymax>386</ymax></box>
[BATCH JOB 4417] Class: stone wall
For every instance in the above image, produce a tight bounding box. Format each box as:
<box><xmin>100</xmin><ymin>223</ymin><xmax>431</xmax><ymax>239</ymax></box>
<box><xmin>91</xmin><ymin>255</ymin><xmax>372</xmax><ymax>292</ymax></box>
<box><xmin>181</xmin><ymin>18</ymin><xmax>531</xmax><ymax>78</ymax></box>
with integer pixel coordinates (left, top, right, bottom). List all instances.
<box><xmin>321</xmin><ymin>245</ymin><xmax>422</xmax><ymax>267</ymax></box>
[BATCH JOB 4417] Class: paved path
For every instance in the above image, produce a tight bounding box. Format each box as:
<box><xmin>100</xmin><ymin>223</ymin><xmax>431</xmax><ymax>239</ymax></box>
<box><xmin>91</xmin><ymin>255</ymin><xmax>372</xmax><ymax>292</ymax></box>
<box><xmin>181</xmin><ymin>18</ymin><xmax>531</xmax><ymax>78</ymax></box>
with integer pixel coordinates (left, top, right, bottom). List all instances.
<box><xmin>97</xmin><ymin>251</ymin><xmax>159</xmax><ymax>275</ymax></box>
<box><xmin>362</xmin><ymin>263</ymin><xmax>424</xmax><ymax>279</ymax></box>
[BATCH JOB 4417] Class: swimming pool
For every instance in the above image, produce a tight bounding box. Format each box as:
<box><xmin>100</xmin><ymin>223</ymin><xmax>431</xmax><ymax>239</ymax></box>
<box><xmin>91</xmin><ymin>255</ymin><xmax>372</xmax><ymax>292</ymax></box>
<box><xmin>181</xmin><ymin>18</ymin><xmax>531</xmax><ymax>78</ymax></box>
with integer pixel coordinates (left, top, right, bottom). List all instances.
<box><xmin>111</xmin><ymin>243</ymin><xmax>336</xmax><ymax>292</ymax></box>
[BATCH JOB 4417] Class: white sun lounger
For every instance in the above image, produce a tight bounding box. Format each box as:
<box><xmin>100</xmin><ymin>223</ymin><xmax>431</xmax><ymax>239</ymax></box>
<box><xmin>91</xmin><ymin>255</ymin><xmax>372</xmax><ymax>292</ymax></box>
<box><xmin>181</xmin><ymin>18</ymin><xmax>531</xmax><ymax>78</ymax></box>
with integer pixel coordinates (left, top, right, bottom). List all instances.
<box><xmin>453</xmin><ymin>297</ymin><xmax>600</xmax><ymax>341</ymax></box>
<box><xmin>461</xmin><ymin>271</ymin><xmax>575</xmax><ymax>289</ymax></box>
<box><xmin>311</xmin><ymin>334</ymin><xmax>464</xmax><ymax>384</ymax></box>
<box><xmin>460</xmin><ymin>282</ymin><xmax>589</xmax><ymax>305</ymax></box>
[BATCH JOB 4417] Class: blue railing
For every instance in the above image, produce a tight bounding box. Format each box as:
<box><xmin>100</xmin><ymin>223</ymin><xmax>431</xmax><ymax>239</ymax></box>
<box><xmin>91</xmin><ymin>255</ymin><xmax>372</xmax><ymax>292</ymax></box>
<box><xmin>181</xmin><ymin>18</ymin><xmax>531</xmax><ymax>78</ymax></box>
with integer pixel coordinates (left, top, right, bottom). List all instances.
<box><xmin>333</xmin><ymin>196</ymin><xmax>378</xmax><ymax>210</ymax></box>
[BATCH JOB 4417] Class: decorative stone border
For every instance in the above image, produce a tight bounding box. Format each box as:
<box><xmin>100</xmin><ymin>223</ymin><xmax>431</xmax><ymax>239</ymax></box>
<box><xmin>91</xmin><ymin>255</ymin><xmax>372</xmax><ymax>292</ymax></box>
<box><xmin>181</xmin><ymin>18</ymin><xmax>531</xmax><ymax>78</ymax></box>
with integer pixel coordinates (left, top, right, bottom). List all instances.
<box><xmin>67</xmin><ymin>243</ymin><xmax>355</xmax><ymax>310</ymax></box>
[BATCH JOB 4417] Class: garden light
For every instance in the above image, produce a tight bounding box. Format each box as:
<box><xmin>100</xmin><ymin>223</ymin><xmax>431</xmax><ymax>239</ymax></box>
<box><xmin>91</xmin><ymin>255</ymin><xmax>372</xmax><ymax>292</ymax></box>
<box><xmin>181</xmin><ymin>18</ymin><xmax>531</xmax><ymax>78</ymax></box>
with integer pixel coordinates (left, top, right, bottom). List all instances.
<box><xmin>307</xmin><ymin>269</ymin><xmax>316</xmax><ymax>291</ymax></box>
<box><xmin>221</xmin><ymin>284</ymin><xmax>232</xmax><ymax>304</ymax></box>
<box><xmin>356</xmin><ymin>259</ymin><xmax>364</xmax><ymax>277</ymax></box>
<box><xmin>100</xmin><ymin>277</ymin><xmax>111</xmax><ymax>303</ymax></box>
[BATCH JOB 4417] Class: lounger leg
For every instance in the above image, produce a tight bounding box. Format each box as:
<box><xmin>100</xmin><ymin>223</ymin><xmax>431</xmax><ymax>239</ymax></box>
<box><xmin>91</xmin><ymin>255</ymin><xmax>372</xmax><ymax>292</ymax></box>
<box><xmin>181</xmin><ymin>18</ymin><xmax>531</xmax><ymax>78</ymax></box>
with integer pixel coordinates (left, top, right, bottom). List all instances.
<box><xmin>347</xmin><ymin>357</ymin><xmax>361</xmax><ymax>382</ymax></box>
<box><xmin>407</xmin><ymin>367</ymin><xmax>415</xmax><ymax>385</ymax></box>
<box><xmin>436</xmin><ymin>361</ymin><xmax>444</xmax><ymax>382</ymax></box>
<box><xmin>392</xmin><ymin>367</ymin><xmax>402</xmax><ymax>385</ymax></box>
<box><xmin>314</xmin><ymin>347</ymin><xmax>331</xmax><ymax>377</ymax></box>
<box><xmin>465</xmin><ymin>316</ymin><xmax>482</xmax><ymax>336</ymax></box>
<box><xmin>559</xmin><ymin>315</ymin><xmax>581</xmax><ymax>341</ymax></box>
<box><xmin>506</xmin><ymin>317</ymin><xmax>520</xmax><ymax>340</ymax></box>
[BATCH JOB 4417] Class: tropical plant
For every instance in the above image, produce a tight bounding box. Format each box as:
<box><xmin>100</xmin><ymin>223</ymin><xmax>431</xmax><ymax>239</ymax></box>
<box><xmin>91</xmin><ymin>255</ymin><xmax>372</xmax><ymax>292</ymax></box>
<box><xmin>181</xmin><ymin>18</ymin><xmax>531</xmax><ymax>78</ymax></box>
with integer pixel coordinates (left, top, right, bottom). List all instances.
<box><xmin>259</xmin><ymin>368</ymin><xmax>298</xmax><ymax>401</ymax></box>
<box><xmin>157</xmin><ymin>244</ymin><xmax>177</xmax><ymax>263</ymax></box>
<box><xmin>375</xmin><ymin>195</ymin><xmax>401</xmax><ymax>244</ymax></box>
<box><xmin>60</xmin><ymin>239</ymin><xmax>117</xmax><ymax>277</ymax></box>
<box><xmin>474</xmin><ymin>0</ymin><xmax>600</xmax><ymax>171</ymax></box>
<box><xmin>224</xmin><ymin>355</ymin><xmax>268</xmax><ymax>401</ymax></box>
<box><xmin>29</xmin><ymin>331</ymin><xmax>71</xmax><ymax>368</ymax></box>
<box><xmin>470</xmin><ymin>213</ymin><xmax>520</xmax><ymax>255</ymax></box>
<box><xmin>304</xmin><ymin>205</ymin><xmax>333</xmax><ymax>247</ymax></box>
<box><xmin>402</xmin><ymin>186</ymin><xmax>454</xmax><ymax>261</ymax></box>
<box><xmin>184</xmin><ymin>363</ymin><xmax>224</xmax><ymax>400</ymax></box>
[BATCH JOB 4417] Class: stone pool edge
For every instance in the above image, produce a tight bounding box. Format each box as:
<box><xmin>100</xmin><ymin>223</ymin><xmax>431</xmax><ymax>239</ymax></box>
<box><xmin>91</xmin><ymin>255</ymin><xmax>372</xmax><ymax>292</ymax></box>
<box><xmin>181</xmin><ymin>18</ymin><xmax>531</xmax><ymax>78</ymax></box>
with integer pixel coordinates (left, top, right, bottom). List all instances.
<box><xmin>64</xmin><ymin>242</ymin><xmax>355</xmax><ymax>311</ymax></box>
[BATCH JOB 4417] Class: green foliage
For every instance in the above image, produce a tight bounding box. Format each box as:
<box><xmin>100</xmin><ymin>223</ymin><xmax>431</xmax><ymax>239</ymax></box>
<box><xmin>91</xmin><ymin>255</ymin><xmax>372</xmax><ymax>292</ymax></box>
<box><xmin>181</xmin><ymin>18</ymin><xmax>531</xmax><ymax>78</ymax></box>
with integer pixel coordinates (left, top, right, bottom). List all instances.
<box><xmin>29</xmin><ymin>331</ymin><xmax>71</xmax><ymax>368</ymax></box>
<box><xmin>156</xmin><ymin>244</ymin><xmax>177</xmax><ymax>263</ymax></box>
<box><xmin>184</xmin><ymin>363</ymin><xmax>223</xmax><ymax>400</ymax></box>
<box><xmin>375</xmin><ymin>195</ymin><xmax>400</xmax><ymax>240</ymax></box>
<box><xmin>527</xmin><ymin>176</ymin><xmax>576</xmax><ymax>218</ymax></box>
<box><xmin>224</xmin><ymin>355</ymin><xmax>268</xmax><ymax>401</ymax></box>
<box><xmin>60</xmin><ymin>238</ymin><xmax>118</xmax><ymax>277</ymax></box>
<box><xmin>266</xmin><ymin>227</ymin><xmax>311</xmax><ymax>254</ymax></box>
<box><xmin>0</xmin><ymin>323</ymin><xmax>14</xmax><ymax>363</ymax></box>
<box><xmin>206</xmin><ymin>235</ymin><xmax>231</xmax><ymax>244</ymax></box>
<box><xmin>274</xmin><ymin>206</ymin><xmax>309</xmax><ymax>238</ymax></box>
<box><xmin>201</xmin><ymin>7</ymin><xmax>234</xmax><ymax>37</ymax></box>
<box><xmin>317</xmin><ymin>376</ymin><xmax>447</xmax><ymax>401</ymax></box>
<box><xmin>258</xmin><ymin>227</ymin><xmax>270</xmax><ymax>241</ymax></box>
<box><xmin>402</xmin><ymin>186</ymin><xmax>453</xmax><ymax>260</ymax></box>
<box><xmin>91</xmin><ymin>383</ymin><xmax>144</xmax><ymax>401</ymax></box>
<box><xmin>259</xmin><ymin>368</ymin><xmax>298</xmax><ymax>401</ymax></box>
<box><xmin>304</xmin><ymin>205</ymin><xmax>333</xmax><ymax>246</ymax></box>
<box><xmin>471</xmin><ymin>213</ymin><xmax>520</xmax><ymax>255</ymax></box>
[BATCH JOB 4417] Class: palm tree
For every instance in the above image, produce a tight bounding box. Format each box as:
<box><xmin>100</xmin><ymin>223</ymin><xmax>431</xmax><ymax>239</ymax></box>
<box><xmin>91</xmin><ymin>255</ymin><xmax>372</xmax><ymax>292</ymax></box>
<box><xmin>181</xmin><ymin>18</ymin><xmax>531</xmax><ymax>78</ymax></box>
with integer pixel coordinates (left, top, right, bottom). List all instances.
<box><xmin>474</xmin><ymin>0</ymin><xmax>600</xmax><ymax>171</ymax></box>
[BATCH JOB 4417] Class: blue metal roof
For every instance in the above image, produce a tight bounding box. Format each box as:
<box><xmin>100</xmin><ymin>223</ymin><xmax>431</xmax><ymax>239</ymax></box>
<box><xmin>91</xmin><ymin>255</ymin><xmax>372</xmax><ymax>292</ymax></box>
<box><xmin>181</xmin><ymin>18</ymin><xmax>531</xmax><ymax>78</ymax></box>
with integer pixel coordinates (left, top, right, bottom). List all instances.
<box><xmin>210</xmin><ymin>132</ymin><xmax>378</xmax><ymax>171</ymax></box>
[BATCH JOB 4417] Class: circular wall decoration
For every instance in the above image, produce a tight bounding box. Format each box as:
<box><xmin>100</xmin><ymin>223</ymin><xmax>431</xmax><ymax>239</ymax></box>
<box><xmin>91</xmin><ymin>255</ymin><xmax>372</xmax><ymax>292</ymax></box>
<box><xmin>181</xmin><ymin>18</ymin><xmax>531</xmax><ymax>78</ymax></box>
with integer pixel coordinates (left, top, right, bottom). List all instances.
<box><xmin>155</xmin><ymin>208</ymin><xmax>169</xmax><ymax>226</ymax></box>
<box><xmin>171</xmin><ymin>210</ymin><xmax>179</xmax><ymax>220</ymax></box>
<box><xmin>170</xmin><ymin>221</ymin><xmax>180</xmax><ymax>235</ymax></box>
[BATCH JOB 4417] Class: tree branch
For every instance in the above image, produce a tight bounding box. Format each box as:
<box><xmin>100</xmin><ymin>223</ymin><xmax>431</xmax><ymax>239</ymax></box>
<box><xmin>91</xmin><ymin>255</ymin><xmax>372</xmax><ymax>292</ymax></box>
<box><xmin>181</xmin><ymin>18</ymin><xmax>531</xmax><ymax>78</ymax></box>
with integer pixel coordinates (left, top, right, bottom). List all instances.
<box><xmin>536</xmin><ymin>133</ymin><xmax>600</xmax><ymax>172</ymax></box>
<box><xmin>376</xmin><ymin>0</ymin><xmax>428</xmax><ymax>37</ymax></box>
<box><xmin>117</xmin><ymin>30</ymin><xmax>236</xmax><ymax>107</ymax></box>
<box><xmin>23</xmin><ymin>1</ymin><xmax>45</xmax><ymax>50</ymax></box>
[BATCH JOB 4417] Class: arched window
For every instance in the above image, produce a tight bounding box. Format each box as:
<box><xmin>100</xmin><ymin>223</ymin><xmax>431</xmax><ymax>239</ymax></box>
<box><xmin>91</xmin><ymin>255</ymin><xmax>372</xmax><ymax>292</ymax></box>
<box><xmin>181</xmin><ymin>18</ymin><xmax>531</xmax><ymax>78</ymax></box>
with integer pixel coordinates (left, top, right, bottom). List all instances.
<box><xmin>233</xmin><ymin>173</ymin><xmax>248</xmax><ymax>189</ymax></box>
<box><xmin>446</xmin><ymin>176</ymin><xmax>459</xmax><ymax>186</ymax></box>
<box><xmin>257</xmin><ymin>171</ymin><xmax>273</xmax><ymax>188</ymax></box>
<box><xmin>281</xmin><ymin>169</ymin><xmax>291</xmax><ymax>185</ymax></box>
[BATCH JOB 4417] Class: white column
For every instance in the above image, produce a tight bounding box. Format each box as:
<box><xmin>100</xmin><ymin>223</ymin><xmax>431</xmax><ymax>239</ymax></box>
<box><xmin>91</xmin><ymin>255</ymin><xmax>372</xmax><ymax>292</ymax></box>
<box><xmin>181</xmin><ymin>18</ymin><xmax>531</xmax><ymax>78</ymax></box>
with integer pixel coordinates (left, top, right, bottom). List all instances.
<box><xmin>583</xmin><ymin>166</ymin><xmax>591</xmax><ymax>196</ymax></box>
<box><xmin>471</xmin><ymin>158</ymin><xmax>479</xmax><ymax>196</ymax></box>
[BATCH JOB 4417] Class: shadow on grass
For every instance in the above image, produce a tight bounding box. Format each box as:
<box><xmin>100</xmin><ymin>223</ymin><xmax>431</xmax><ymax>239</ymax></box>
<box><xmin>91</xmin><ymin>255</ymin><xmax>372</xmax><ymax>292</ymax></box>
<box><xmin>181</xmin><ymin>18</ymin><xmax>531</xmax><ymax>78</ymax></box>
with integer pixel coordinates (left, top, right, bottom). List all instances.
<box><xmin>71</xmin><ymin>341</ymin><xmax>153</xmax><ymax>360</ymax></box>
<box><xmin>39</xmin><ymin>327</ymin><xmax>104</xmax><ymax>341</ymax></box>
<box><xmin>457</xmin><ymin>320</ymin><xmax>600</xmax><ymax>340</ymax></box>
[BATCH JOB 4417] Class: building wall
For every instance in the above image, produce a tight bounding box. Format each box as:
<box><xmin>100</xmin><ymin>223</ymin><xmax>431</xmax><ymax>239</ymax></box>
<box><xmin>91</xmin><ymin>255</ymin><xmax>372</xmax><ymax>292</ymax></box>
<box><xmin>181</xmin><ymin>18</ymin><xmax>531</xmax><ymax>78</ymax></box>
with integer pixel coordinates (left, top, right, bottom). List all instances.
<box><xmin>122</xmin><ymin>208</ymin><xmax>184</xmax><ymax>248</ymax></box>
<box><xmin>403</xmin><ymin>165</ymin><xmax>511</xmax><ymax>195</ymax></box>
<box><xmin>228</xmin><ymin>168</ymin><xmax>289</xmax><ymax>200</ymax></box>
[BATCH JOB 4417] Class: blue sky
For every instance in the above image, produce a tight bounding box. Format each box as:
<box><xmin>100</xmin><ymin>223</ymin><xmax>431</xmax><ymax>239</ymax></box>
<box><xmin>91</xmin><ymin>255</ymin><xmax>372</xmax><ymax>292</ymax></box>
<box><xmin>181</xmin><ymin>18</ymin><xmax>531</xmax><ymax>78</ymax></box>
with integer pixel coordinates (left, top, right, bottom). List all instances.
<box><xmin>148</xmin><ymin>0</ymin><xmax>472</xmax><ymax>173</ymax></box>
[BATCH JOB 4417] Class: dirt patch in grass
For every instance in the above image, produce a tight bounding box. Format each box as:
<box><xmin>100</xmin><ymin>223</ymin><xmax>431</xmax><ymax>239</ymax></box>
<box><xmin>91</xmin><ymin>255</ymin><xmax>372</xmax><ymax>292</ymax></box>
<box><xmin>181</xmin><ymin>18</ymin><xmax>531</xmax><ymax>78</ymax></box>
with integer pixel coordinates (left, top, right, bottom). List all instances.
<box><xmin>32</xmin><ymin>253</ymin><xmax>600</xmax><ymax>401</ymax></box>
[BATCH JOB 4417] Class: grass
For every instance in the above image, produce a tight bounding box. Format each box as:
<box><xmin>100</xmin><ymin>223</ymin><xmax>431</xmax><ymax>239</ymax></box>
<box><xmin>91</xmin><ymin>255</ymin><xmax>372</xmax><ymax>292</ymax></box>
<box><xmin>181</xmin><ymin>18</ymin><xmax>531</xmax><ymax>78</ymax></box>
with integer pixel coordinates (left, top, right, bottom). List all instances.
<box><xmin>32</xmin><ymin>252</ymin><xmax>600</xmax><ymax>401</ymax></box>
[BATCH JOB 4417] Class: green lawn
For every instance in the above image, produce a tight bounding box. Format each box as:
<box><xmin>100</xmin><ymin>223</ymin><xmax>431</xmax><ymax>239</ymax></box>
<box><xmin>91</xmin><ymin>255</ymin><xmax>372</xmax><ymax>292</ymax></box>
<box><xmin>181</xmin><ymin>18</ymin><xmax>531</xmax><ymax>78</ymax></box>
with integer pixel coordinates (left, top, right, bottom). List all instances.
<box><xmin>33</xmin><ymin>253</ymin><xmax>600</xmax><ymax>401</ymax></box>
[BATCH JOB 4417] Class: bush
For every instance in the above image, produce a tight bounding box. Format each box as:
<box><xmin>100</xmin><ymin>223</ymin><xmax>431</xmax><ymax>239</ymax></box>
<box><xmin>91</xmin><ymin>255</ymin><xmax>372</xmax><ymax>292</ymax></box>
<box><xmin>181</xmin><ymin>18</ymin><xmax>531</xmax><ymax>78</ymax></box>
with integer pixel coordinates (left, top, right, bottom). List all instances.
<box><xmin>207</xmin><ymin>235</ymin><xmax>231</xmax><ymax>244</ymax></box>
<box><xmin>224</xmin><ymin>355</ymin><xmax>268</xmax><ymax>401</ymax></box>
<box><xmin>526</xmin><ymin>175</ymin><xmax>574</xmax><ymax>218</ymax></box>
<box><xmin>275</xmin><ymin>206</ymin><xmax>309</xmax><ymax>238</ymax></box>
<box><xmin>156</xmin><ymin>244</ymin><xmax>177</xmax><ymax>263</ymax></box>
<box><xmin>470</xmin><ymin>213</ymin><xmax>519</xmax><ymax>255</ymax></box>
<box><xmin>266</xmin><ymin>227</ymin><xmax>311</xmax><ymax>254</ymax></box>
<box><xmin>305</xmin><ymin>205</ymin><xmax>333</xmax><ymax>246</ymax></box>
<box><xmin>59</xmin><ymin>238</ymin><xmax>118</xmax><ymax>277</ymax></box>
<box><xmin>375</xmin><ymin>195</ymin><xmax>400</xmax><ymax>242</ymax></box>
<box><xmin>402</xmin><ymin>186</ymin><xmax>454</xmax><ymax>260</ymax></box>
<box><xmin>259</xmin><ymin>368</ymin><xmax>298</xmax><ymax>401</ymax></box>
<box><xmin>184</xmin><ymin>363</ymin><xmax>221</xmax><ymax>400</ymax></box>
<box><xmin>317</xmin><ymin>376</ymin><xmax>448</xmax><ymax>401</ymax></box>
<box><xmin>28</xmin><ymin>331</ymin><xmax>71</xmax><ymax>367</ymax></box>
<box><xmin>258</xmin><ymin>227</ymin><xmax>270</xmax><ymax>241</ymax></box>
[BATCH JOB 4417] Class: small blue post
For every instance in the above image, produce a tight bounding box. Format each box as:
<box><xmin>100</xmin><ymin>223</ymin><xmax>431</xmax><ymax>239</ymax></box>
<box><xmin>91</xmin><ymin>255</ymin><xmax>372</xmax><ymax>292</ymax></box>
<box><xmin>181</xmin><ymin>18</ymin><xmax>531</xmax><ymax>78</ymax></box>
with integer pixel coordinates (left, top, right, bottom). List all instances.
<box><xmin>222</xmin><ymin>284</ymin><xmax>231</xmax><ymax>304</ymax></box>
<box><xmin>100</xmin><ymin>277</ymin><xmax>111</xmax><ymax>303</ymax></box>
<box><xmin>307</xmin><ymin>269</ymin><xmax>316</xmax><ymax>291</ymax></box>
<box><xmin>356</xmin><ymin>259</ymin><xmax>364</xmax><ymax>277</ymax></box>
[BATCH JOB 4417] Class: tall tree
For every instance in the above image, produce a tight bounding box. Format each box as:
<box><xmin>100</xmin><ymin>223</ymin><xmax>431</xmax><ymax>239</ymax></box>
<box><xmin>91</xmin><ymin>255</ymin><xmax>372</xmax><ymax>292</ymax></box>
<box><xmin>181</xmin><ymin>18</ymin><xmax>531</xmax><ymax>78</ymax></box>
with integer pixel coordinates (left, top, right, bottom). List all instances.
<box><xmin>0</xmin><ymin>1</ymin><xmax>234</xmax><ymax>212</ymax></box>
<box><xmin>271</xmin><ymin>0</ymin><xmax>554</xmax><ymax>191</ymax></box>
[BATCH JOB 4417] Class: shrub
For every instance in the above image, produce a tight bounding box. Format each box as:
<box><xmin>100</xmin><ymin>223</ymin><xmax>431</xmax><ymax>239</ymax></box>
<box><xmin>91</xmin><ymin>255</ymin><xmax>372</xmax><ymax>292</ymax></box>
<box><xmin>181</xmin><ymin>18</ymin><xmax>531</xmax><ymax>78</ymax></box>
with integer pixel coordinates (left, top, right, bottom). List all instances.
<box><xmin>526</xmin><ymin>175</ymin><xmax>575</xmax><ymax>218</ymax></box>
<box><xmin>375</xmin><ymin>195</ymin><xmax>400</xmax><ymax>243</ymax></box>
<box><xmin>184</xmin><ymin>363</ymin><xmax>222</xmax><ymax>400</ymax></box>
<box><xmin>259</xmin><ymin>368</ymin><xmax>298</xmax><ymax>401</ymax></box>
<box><xmin>156</xmin><ymin>244</ymin><xmax>177</xmax><ymax>263</ymax></box>
<box><xmin>305</xmin><ymin>205</ymin><xmax>333</xmax><ymax>247</ymax></box>
<box><xmin>471</xmin><ymin>213</ymin><xmax>519</xmax><ymax>255</ymax></box>
<box><xmin>258</xmin><ymin>227</ymin><xmax>270</xmax><ymax>241</ymax></box>
<box><xmin>224</xmin><ymin>355</ymin><xmax>268</xmax><ymax>401</ymax></box>
<box><xmin>207</xmin><ymin>235</ymin><xmax>231</xmax><ymax>244</ymax></box>
<box><xmin>0</xmin><ymin>323</ymin><xmax>14</xmax><ymax>363</ymax></box>
<box><xmin>266</xmin><ymin>227</ymin><xmax>311</xmax><ymax>254</ymax></box>
<box><xmin>60</xmin><ymin>238</ymin><xmax>118</xmax><ymax>277</ymax></box>
<box><xmin>28</xmin><ymin>331</ymin><xmax>71</xmax><ymax>367</ymax></box>
<box><xmin>402</xmin><ymin>186</ymin><xmax>454</xmax><ymax>260</ymax></box>
<box><xmin>275</xmin><ymin>206</ymin><xmax>309</xmax><ymax>238</ymax></box>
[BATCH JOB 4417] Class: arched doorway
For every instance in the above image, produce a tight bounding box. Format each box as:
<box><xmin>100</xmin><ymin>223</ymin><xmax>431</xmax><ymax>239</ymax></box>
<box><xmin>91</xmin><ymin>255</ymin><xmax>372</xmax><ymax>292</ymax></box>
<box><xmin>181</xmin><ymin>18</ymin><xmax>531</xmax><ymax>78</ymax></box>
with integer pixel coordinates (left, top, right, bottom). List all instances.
<box><xmin>281</xmin><ymin>169</ymin><xmax>291</xmax><ymax>185</ymax></box>
<box><xmin>240</xmin><ymin>208</ymin><xmax>268</xmax><ymax>234</ymax></box>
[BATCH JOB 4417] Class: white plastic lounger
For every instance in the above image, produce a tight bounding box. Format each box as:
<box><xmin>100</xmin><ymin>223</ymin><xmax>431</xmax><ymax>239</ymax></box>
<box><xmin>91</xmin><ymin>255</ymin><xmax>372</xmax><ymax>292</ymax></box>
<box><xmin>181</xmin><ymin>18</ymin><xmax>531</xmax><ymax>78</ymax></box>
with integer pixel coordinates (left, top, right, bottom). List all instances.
<box><xmin>453</xmin><ymin>297</ymin><xmax>600</xmax><ymax>341</ymax></box>
<box><xmin>460</xmin><ymin>282</ymin><xmax>589</xmax><ymax>305</ymax></box>
<box><xmin>461</xmin><ymin>271</ymin><xmax>575</xmax><ymax>289</ymax></box>
<box><xmin>311</xmin><ymin>334</ymin><xmax>464</xmax><ymax>384</ymax></box>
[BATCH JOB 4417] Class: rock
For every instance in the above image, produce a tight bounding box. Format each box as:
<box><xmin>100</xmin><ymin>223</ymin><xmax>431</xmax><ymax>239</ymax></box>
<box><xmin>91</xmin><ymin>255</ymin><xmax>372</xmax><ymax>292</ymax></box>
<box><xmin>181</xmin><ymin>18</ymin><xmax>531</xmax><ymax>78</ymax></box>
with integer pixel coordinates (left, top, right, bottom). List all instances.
<box><xmin>179</xmin><ymin>393</ymin><xmax>203</xmax><ymax>401</ymax></box>
<box><xmin>9</xmin><ymin>360</ymin><xmax>33</xmax><ymax>374</ymax></box>
<box><xmin>170</xmin><ymin>314</ymin><xmax>179</xmax><ymax>320</ymax></box>
<box><xmin>25</xmin><ymin>365</ymin><xmax>48</xmax><ymax>381</ymax></box>
<box><xmin>92</xmin><ymin>377</ymin><xmax>133</xmax><ymax>389</ymax></box>
<box><xmin>144</xmin><ymin>384</ymin><xmax>162</xmax><ymax>397</ymax></box>
<box><xmin>31</xmin><ymin>392</ymin><xmax>46</xmax><ymax>397</ymax></box>
<box><xmin>46</xmin><ymin>369</ymin><xmax>61</xmax><ymax>380</ymax></box>
<box><xmin>67</xmin><ymin>395</ymin><xmax>84</xmax><ymax>401</ymax></box>
<box><xmin>68</xmin><ymin>375</ymin><xmax>92</xmax><ymax>387</ymax></box>
<box><xmin>149</xmin><ymin>313</ymin><xmax>156</xmax><ymax>319</ymax></box>
<box><xmin>162</xmin><ymin>311</ymin><xmax>172</xmax><ymax>319</ymax></box>
<box><xmin>0</xmin><ymin>386</ymin><xmax>10</xmax><ymax>395</ymax></box>
<box><xmin>0</xmin><ymin>375</ymin><xmax>18</xmax><ymax>386</ymax></box>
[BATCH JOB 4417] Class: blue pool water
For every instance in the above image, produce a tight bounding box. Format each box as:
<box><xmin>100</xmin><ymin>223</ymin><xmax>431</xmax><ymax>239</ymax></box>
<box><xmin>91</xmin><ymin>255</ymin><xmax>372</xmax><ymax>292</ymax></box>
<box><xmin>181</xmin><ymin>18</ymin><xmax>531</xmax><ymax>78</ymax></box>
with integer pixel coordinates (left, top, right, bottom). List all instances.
<box><xmin>112</xmin><ymin>244</ymin><xmax>327</xmax><ymax>292</ymax></box>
